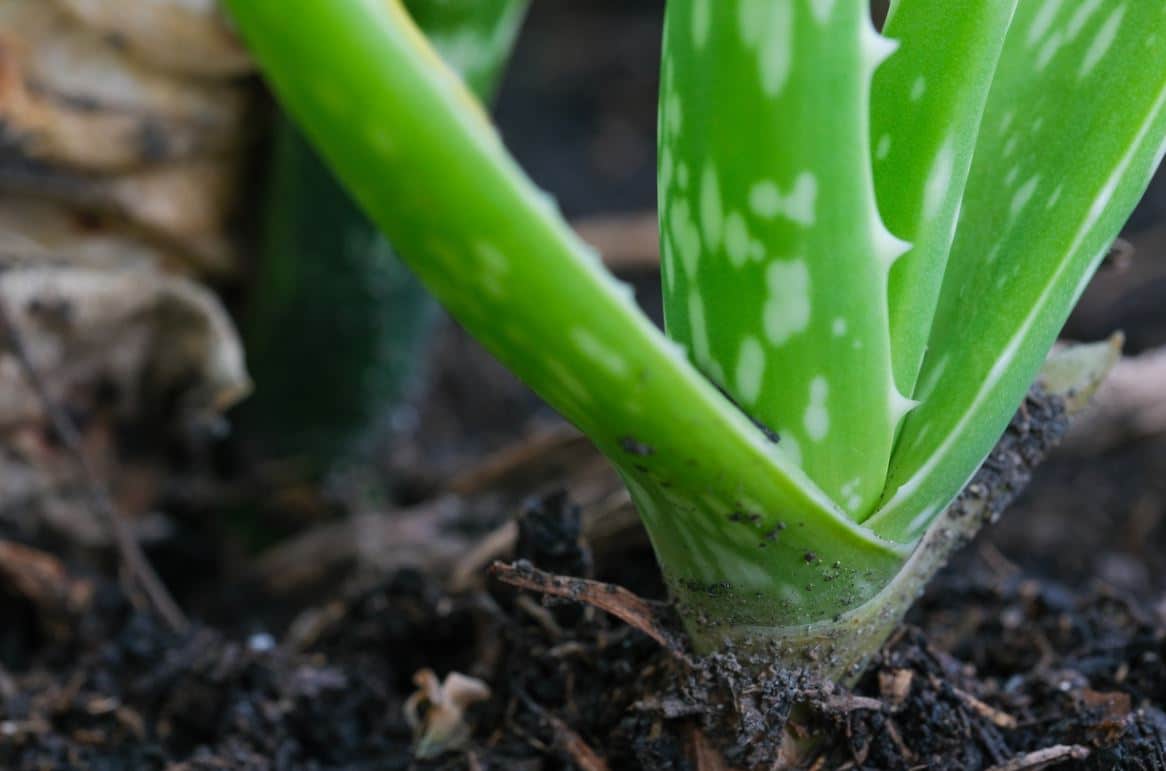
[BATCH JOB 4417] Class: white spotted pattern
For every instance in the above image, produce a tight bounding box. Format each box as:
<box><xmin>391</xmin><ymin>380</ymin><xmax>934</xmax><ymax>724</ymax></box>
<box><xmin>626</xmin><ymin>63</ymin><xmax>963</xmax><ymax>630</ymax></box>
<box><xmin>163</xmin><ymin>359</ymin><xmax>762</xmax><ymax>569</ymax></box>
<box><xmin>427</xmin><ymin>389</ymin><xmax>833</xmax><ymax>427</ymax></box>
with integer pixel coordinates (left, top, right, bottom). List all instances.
<box><xmin>1011</xmin><ymin>175</ymin><xmax>1041</xmax><ymax>218</ymax></box>
<box><xmin>809</xmin><ymin>0</ymin><xmax>836</xmax><ymax>24</ymax></box>
<box><xmin>749</xmin><ymin>173</ymin><xmax>818</xmax><ymax>225</ymax></box>
<box><xmin>735</xmin><ymin>336</ymin><xmax>766</xmax><ymax>405</ymax></box>
<box><xmin>1079</xmin><ymin>5</ymin><xmax>1127</xmax><ymax>79</ymax></box>
<box><xmin>803</xmin><ymin>376</ymin><xmax>830</xmax><ymax>441</ymax></box>
<box><xmin>570</xmin><ymin>328</ymin><xmax>628</xmax><ymax>377</ymax></box>
<box><xmin>692</xmin><ymin>0</ymin><xmax>711</xmax><ymax>48</ymax></box>
<box><xmin>923</xmin><ymin>139</ymin><xmax>955</xmax><ymax>221</ymax></box>
<box><xmin>724</xmin><ymin>211</ymin><xmax>751</xmax><ymax>267</ymax></box>
<box><xmin>700</xmin><ymin>163</ymin><xmax>724</xmax><ymax>251</ymax></box>
<box><xmin>763</xmin><ymin>259</ymin><xmax>811</xmax><ymax>345</ymax></box>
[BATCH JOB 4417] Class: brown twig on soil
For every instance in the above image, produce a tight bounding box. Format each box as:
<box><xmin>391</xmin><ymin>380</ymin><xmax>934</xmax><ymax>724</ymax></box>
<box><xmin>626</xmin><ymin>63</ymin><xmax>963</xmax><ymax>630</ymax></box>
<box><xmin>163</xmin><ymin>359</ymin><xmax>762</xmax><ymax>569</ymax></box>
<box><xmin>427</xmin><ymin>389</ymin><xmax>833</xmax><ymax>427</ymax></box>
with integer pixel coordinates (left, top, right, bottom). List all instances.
<box><xmin>490</xmin><ymin>560</ymin><xmax>689</xmax><ymax>661</ymax></box>
<box><xmin>0</xmin><ymin>281</ymin><xmax>188</xmax><ymax>633</ymax></box>
<box><xmin>518</xmin><ymin>691</ymin><xmax>612</xmax><ymax>771</ymax></box>
<box><xmin>983</xmin><ymin>745</ymin><xmax>1090</xmax><ymax>771</ymax></box>
<box><xmin>929</xmin><ymin>676</ymin><xmax>1018</xmax><ymax>729</ymax></box>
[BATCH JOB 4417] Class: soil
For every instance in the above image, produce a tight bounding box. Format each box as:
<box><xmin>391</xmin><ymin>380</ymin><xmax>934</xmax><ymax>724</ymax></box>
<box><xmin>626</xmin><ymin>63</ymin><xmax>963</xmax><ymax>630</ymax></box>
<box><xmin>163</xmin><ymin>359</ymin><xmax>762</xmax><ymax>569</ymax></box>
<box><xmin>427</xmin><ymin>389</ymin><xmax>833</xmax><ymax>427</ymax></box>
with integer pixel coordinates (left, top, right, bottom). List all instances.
<box><xmin>4</xmin><ymin>439</ymin><xmax>1166</xmax><ymax>770</ymax></box>
<box><xmin>4</xmin><ymin>2</ymin><xmax>1166</xmax><ymax>770</ymax></box>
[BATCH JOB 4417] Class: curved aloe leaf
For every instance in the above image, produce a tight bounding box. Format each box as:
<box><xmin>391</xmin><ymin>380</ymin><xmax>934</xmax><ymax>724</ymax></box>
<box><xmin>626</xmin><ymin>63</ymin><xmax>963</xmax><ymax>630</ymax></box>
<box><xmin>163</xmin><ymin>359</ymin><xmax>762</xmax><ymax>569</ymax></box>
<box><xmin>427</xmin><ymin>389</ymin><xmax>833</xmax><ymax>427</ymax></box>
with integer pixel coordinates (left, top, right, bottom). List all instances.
<box><xmin>224</xmin><ymin>0</ymin><xmax>907</xmax><ymax>636</ymax></box>
<box><xmin>874</xmin><ymin>0</ymin><xmax>1018</xmax><ymax>397</ymax></box>
<box><xmin>660</xmin><ymin>0</ymin><xmax>912</xmax><ymax>519</ymax></box>
<box><xmin>871</xmin><ymin>0</ymin><xmax>1166</xmax><ymax>541</ymax></box>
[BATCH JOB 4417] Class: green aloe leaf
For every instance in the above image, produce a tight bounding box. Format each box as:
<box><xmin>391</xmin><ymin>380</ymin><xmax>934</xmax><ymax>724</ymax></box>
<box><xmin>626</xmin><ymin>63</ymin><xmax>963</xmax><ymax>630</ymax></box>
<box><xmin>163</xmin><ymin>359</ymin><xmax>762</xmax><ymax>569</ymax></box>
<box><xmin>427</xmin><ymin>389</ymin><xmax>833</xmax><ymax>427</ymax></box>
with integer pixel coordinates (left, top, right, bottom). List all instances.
<box><xmin>871</xmin><ymin>0</ymin><xmax>1166</xmax><ymax>541</ymax></box>
<box><xmin>659</xmin><ymin>0</ymin><xmax>912</xmax><ymax>519</ymax></box>
<box><xmin>874</xmin><ymin>0</ymin><xmax>1018</xmax><ymax>397</ymax></box>
<box><xmin>225</xmin><ymin>0</ymin><xmax>907</xmax><ymax>634</ymax></box>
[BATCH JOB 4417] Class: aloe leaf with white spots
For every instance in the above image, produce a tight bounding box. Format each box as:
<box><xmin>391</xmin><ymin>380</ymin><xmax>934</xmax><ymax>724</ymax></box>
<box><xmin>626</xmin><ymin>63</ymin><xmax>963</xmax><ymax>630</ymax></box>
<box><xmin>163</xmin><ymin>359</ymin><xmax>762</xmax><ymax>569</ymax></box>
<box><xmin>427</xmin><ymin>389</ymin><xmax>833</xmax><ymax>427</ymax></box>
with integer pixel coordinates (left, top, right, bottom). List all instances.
<box><xmin>661</xmin><ymin>1</ymin><xmax>912</xmax><ymax>519</ymax></box>
<box><xmin>873</xmin><ymin>0</ymin><xmax>1018</xmax><ymax>396</ymax></box>
<box><xmin>225</xmin><ymin>0</ymin><xmax>1164</xmax><ymax>675</ymax></box>
<box><xmin>225</xmin><ymin>0</ymin><xmax>907</xmax><ymax>647</ymax></box>
<box><xmin>869</xmin><ymin>0</ymin><xmax>1166</xmax><ymax>541</ymax></box>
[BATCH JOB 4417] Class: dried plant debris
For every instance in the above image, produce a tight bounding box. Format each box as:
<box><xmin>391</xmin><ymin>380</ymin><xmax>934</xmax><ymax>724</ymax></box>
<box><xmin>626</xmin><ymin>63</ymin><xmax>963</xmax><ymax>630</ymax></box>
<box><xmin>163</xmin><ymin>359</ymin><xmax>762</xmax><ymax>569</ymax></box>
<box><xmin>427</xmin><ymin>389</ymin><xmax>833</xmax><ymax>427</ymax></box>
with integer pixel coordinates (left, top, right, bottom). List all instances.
<box><xmin>0</xmin><ymin>267</ymin><xmax>248</xmax><ymax>423</ymax></box>
<box><xmin>0</xmin><ymin>267</ymin><xmax>248</xmax><ymax>542</ymax></box>
<box><xmin>0</xmin><ymin>160</ymin><xmax>240</xmax><ymax>277</ymax></box>
<box><xmin>405</xmin><ymin>668</ymin><xmax>492</xmax><ymax>759</ymax></box>
<box><xmin>0</xmin><ymin>0</ymin><xmax>248</xmax><ymax>172</ymax></box>
<box><xmin>51</xmin><ymin>0</ymin><xmax>251</xmax><ymax>78</ymax></box>
<box><xmin>0</xmin><ymin>198</ymin><xmax>173</xmax><ymax>272</ymax></box>
<box><xmin>0</xmin><ymin>0</ymin><xmax>250</xmax><ymax>278</ymax></box>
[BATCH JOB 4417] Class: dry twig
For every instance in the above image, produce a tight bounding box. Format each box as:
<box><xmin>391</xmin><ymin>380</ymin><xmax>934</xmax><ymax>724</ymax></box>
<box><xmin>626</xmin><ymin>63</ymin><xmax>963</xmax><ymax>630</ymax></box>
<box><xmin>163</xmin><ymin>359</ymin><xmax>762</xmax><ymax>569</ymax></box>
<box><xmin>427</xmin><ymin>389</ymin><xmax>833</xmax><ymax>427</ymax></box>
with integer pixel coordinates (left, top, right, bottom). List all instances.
<box><xmin>984</xmin><ymin>745</ymin><xmax>1091</xmax><ymax>771</ymax></box>
<box><xmin>490</xmin><ymin>560</ymin><xmax>688</xmax><ymax>660</ymax></box>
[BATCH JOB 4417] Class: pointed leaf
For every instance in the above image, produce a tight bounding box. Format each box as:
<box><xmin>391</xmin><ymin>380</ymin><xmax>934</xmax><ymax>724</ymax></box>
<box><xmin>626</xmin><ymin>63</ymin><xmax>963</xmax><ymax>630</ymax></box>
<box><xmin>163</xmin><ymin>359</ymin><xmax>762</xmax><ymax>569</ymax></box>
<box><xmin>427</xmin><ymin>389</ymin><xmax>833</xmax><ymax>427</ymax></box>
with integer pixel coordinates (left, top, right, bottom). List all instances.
<box><xmin>874</xmin><ymin>0</ymin><xmax>1019</xmax><ymax>396</ymax></box>
<box><xmin>871</xmin><ymin>0</ymin><xmax>1166</xmax><ymax>541</ymax></box>
<box><xmin>660</xmin><ymin>0</ymin><xmax>911</xmax><ymax>519</ymax></box>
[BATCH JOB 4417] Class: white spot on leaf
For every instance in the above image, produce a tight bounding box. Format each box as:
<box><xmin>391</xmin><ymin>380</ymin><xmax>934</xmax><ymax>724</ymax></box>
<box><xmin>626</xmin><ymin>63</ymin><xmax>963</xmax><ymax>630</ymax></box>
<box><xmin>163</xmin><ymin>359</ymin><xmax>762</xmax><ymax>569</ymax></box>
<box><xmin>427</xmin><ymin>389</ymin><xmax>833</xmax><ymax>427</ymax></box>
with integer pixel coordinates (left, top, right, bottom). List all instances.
<box><xmin>803</xmin><ymin>376</ymin><xmax>829</xmax><ymax>441</ymax></box>
<box><xmin>1011</xmin><ymin>175</ymin><xmax>1041</xmax><ymax>218</ymax></box>
<box><xmin>763</xmin><ymin>259</ymin><xmax>811</xmax><ymax>345</ymax></box>
<box><xmin>668</xmin><ymin>198</ymin><xmax>702</xmax><ymax>276</ymax></box>
<box><xmin>692</xmin><ymin>0</ymin><xmax>711</xmax><ymax>48</ymax></box>
<box><xmin>759</xmin><ymin>5</ymin><xmax>793</xmax><ymax>96</ymax></box>
<box><xmin>1067</xmin><ymin>0</ymin><xmax>1105</xmax><ymax>41</ymax></box>
<box><xmin>724</xmin><ymin>211</ymin><xmax>751</xmax><ymax>267</ymax></box>
<box><xmin>571</xmin><ymin>329</ymin><xmax>628</xmax><ymax>377</ymax></box>
<box><xmin>910</xmin><ymin>76</ymin><xmax>926</xmax><ymax>101</ymax></box>
<box><xmin>809</xmin><ymin>0</ymin><xmax>835</xmax><ymax>24</ymax></box>
<box><xmin>1027</xmin><ymin>0</ymin><xmax>1064</xmax><ymax>48</ymax></box>
<box><xmin>700</xmin><ymin>163</ymin><xmax>724</xmax><ymax>252</ymax></box>
<box><xmin>1079</xmin><ymin>5</ymin><xmax>1126</xmax><ymax>79</ymax></box>
<box><xmin>688</xmin><ymin>290</ymin><xmax>712</xmax><ymax>371</ymax></box>
<box><xmin>923</xmin><ymin>139</ymin><xmax>955</xmax><ymax>221</ymax></box>
<box><xmin>735</xmin><ymin>336</ymin><xmax>766</xmax><ymax>405</ymax></box>
<box><xmin>749</xmin><ymin>173</ymin><xmax>818</xmax><ymax>225</ymax></box>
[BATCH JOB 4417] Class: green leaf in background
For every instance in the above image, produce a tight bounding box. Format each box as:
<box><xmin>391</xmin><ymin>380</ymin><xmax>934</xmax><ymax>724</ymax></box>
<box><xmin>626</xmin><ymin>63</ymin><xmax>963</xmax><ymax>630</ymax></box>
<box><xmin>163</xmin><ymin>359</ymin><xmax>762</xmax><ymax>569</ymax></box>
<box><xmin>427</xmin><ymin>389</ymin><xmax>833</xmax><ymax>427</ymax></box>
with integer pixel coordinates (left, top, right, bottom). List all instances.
<box><xmin>243</xmin><ymin>0</ymin><xmax>527</xmax><ymax>471</ymax></box>
<box><xmin>874</xmin><ymin>0</ymin><xmax>1018</xmax><ymax>398</ymax></box>
<box><xmin>660</xmin><ymin>0</ymin><xmax>912</xmax><ymax>520</ymax></box>
<box><xmin>870</xmin><ymin>0</ymin><xmax>1166</xmax><ymax>541</ymax></box>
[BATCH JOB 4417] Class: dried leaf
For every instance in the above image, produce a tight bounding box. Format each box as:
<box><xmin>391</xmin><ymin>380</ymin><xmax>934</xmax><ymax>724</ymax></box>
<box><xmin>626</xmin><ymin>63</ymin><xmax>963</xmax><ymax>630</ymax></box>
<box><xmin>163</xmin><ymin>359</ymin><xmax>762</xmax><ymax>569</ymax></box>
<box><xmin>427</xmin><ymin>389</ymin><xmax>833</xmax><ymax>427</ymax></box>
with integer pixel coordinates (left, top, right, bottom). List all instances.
<box><xmin>0</xmin><ymin>161</ymin><xmax>240</xmax><ymax>277</ymax></box>
<box><xmin>52</xmin><ymin>0</ymin><xmax>251</xmax><ymax>77</ymax></box>
<box><xmin>0</xmin><ymin>0</ymin><xmax>246</xmax><ymax>171</ymax></box>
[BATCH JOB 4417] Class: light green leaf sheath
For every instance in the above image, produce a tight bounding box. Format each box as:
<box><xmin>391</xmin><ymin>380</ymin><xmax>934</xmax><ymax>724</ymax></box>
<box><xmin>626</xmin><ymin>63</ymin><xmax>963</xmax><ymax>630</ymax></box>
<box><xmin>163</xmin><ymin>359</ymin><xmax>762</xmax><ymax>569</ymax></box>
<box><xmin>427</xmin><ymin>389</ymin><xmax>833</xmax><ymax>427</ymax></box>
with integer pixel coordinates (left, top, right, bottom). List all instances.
<box><xmin>660</xmin><ymin>0</ymin><xmax>913</xmax><ymax>520</ymax></box>
<box><xmin>874</xmin><ymin>0</ymin><xmax>1018</xmax><ymax>397</ymax></box>
<box><xmin>871</xmin><ymin>0</ymin><xmax>1166</xmax><ymax>541</ymax></box>
<box><xmin>224</xmin><ymin>0</ymin><xmax>907</xmax><ymax>635</ymax></box>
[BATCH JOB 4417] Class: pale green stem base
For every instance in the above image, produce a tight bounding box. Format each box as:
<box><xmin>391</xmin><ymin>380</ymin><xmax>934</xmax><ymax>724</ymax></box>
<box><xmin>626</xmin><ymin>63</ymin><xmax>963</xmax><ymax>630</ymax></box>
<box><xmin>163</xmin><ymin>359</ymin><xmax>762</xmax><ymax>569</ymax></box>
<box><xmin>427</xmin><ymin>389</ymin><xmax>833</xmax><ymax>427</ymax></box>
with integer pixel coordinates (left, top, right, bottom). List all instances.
<box><xmin>684</xmin><ymin>337</ymin><xmax>1120</xmax><ymax>684</ymax></box>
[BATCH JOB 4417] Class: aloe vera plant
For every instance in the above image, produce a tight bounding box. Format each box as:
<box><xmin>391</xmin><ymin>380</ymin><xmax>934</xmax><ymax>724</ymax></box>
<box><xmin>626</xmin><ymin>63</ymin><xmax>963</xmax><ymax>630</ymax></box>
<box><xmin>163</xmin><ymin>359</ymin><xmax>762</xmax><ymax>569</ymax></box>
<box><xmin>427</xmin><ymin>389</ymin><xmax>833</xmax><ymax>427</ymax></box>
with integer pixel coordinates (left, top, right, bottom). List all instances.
<box><xmin>226</xmin><ymin>0</ymin><xmax>1166</xmax><ymax>678</ymax></box>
